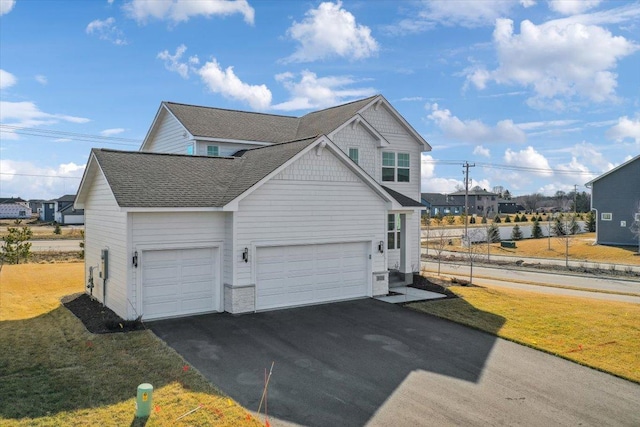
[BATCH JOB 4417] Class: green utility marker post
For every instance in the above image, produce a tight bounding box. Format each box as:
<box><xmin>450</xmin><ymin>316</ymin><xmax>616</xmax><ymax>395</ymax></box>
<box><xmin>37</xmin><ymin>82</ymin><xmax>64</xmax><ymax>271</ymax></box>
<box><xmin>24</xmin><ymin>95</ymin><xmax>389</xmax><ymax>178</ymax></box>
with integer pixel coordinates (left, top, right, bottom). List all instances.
<box><xmin>135</xmin><ymin>383</ymin><xmax>153</xmax><ymax>418</ymax></box>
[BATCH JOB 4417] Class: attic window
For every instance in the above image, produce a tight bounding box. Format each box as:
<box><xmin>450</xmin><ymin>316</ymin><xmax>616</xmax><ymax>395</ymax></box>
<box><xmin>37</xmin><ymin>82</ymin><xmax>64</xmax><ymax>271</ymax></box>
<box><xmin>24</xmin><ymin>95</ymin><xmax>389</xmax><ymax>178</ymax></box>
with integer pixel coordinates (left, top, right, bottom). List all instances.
<box><xmin>348</xmin><ymin>148</ymin><xmax>359</xmax><ymax>164</ymax></box>
<box><xmin>207</xmin><ymin>145</ymin><xmax>219</xmax><ymax>156</ymax></box>
<box><xmin>186</xmin><ymin>144</ymin><xmax>194</xmax><ymax>155</ymax></box>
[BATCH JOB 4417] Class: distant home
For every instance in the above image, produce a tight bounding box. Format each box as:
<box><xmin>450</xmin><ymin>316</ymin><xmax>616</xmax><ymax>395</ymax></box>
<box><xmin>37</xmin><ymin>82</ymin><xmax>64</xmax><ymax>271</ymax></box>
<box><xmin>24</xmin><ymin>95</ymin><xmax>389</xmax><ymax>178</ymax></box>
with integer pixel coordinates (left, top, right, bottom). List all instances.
<box><xmin>39</xmin><ymin>194</ymin><xmax>84</xmax><ymax>224</ymax></box>
<box><xmin>586</xmin><ymin>154</ymin><xmax>640</xmax><ymax>246</ymax></box>
<box><xmin>421</xmin><ymin>193</ymin><xmax>464</xmax><ymax>217</ymax></box>
<box><xmin>498</xmin><ymin>201</ymin><xmax>525</xmax><ymax>214</ymax></box>
<box><xmin>0</xmin><ymin>197</ymin><xmax>30</xmax><ymax>219</ymax></box>
<box><xmin>447</xmin><ymin>188</ymin><xmax>500</xmax><ymax>217</ymax></box>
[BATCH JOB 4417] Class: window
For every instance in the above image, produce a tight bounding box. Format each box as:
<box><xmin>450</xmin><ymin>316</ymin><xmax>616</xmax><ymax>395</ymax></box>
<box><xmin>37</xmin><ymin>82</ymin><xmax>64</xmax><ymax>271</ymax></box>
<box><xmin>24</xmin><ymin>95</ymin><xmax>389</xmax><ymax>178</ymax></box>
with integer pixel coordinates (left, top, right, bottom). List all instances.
<box><xmin>601</xmin><ymin>213</ymin><xmax>612</xmax><ymax>221</ymax></box>
<box><xmin>207</xmin><ymin>145</ymin><xmax>219</xmax><ymax>156</ymax></box>
<box><xmin>387</xmin><ymin>214</ymin><xmax>401</xmax><ymax>250</ymax></box>
<box><xmin>186</xmin><ymin>144</ymin><xmax>194</xmax><ymax>155</ymax></box>
<box><xmin>348</xmin><ymin>148</ymin><xmax>359</xmax><ymax>164</ymax></box>
<box><xmin>382</xmin><ymin>152</ymin><xmax>410</xmax><ymax>182</ymax></box>
<box><xmin>635</xmin><ymin>213</ymin><xmax>640</xmax><ymax>222</ymax></box>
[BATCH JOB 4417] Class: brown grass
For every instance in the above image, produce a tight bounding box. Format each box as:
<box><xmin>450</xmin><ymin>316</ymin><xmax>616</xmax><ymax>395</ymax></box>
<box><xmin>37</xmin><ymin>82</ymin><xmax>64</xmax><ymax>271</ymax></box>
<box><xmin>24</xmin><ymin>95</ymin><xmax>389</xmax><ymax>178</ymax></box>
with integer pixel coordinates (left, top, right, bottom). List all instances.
<box><xmin>426</xmin><ymin>232</ymin><xmax>640</xmax><ymax>265</ymax></box>
<box><xmin>0</xmin><ymin>263</ymin><xmax>261</xmax><ymax>426</ymax></box>
<box><xmin>410</xmin><ymin>285</ymin><xmax>640</xmax><ymax>383</ymax></box>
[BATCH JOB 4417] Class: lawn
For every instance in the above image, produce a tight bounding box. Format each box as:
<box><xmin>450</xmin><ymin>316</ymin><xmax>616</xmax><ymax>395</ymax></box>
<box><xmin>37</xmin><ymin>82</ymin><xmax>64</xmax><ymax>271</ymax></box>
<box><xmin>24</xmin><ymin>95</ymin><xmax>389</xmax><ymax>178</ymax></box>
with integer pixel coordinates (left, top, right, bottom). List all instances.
<box><xmin>410</xmin><ymin>285</ymin><xmax>640</xmax><ymax>383</ymax></box>
<box><xmin>426</xmin><ymin>232</ymin><xmax>640</xmax><ymax>265</ymax></box>
<box><xmin>0</xmin><ymin>263</ymin><xmax>261</xmax><ymax>426</ymax></box>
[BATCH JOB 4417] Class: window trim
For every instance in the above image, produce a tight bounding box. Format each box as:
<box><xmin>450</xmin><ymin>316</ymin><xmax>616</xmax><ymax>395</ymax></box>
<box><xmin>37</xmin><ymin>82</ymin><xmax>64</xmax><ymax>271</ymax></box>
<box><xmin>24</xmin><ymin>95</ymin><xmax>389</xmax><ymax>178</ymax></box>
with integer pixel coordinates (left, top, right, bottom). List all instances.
<box><xmin>186</xmin><ymin>143</ymin><xmax>194</xmax><ymax>155</ymax></box>
<box><xmin>382</xmin><ymin>151</ymin><xmax>410</xmax><ymax>182</ymax></box>
<box><xmin>387</xmin><ymin>213</ymin><xmax>401</xmax><ymax>250</ymax></box>
<box><xmin>207</xmin><ymin>145</ymin><xmax>219</xmax><ymax>156</ymax></box>
<box><xmin>348</xmin><ymin>147</ymin><xmax>359</xmax><ymax>164</ymax></box>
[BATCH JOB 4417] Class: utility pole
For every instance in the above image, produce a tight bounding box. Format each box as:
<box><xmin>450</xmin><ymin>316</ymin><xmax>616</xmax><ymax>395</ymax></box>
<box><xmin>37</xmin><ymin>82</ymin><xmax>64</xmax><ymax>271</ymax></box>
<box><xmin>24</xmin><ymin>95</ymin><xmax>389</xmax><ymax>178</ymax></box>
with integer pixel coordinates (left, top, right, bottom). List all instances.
<box><xmin>463</xmin><ymin>161</ymin><xmax>476</xmax><ymax>244</ymax></box>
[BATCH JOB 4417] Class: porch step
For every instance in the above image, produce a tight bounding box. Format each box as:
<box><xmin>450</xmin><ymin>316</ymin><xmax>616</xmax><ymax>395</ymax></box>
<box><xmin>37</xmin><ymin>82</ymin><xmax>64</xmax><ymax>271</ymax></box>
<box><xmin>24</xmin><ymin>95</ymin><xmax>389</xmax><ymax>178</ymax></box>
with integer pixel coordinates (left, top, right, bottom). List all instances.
<box><xmin>388</xmin><ymin>270</ymin><xmax>405</xmax><ymax>288</ymax></box>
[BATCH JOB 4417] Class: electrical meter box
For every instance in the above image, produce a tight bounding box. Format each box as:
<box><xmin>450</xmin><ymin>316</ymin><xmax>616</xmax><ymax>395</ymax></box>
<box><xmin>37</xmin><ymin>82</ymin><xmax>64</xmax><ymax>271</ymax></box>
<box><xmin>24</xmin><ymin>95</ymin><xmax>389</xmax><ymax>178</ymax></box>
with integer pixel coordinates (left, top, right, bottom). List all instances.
<box><xmin>100</xmin><ymin>249</ymin><xmax>109</xmax><ymax>280</ymax></box>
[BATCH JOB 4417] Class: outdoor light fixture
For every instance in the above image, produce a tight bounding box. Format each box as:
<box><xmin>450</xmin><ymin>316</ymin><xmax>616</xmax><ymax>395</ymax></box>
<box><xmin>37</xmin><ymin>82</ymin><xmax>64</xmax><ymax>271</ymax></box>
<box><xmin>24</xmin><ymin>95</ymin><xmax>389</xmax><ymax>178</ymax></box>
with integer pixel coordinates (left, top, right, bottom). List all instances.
<box><xmin>378</xmin><ymin>241</ymin><xmax>384</xmax><ymax>254</ymax></box>
<box><xmin>242</xmin><ymin>247</ymin><xmax>249</xmax><ymax>263</ymax></box>
<box><xmin>132</xmin><ymin>251</ymin><xmax>138</xmax><ymax>268</ymax></box>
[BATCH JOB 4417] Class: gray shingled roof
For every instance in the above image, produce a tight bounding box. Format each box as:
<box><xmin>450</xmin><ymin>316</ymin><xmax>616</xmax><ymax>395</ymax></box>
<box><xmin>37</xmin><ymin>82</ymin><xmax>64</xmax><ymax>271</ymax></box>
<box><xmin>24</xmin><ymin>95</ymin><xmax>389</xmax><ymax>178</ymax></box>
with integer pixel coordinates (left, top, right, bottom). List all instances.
<box><xmin>92</xmin><ymin>137</ymin><xmax>318</xmax><ymax>208</ymax></box>
<box><xmin>421</xmin><ymin>193</ymin><xmax>462</xmax><ymax>206</ymax></box>
<box><xmin>381</xmin><ymin>186</ymin><xmax>423</xmax><ymax>207</ymax></box>
<box><xmin>164</xmin><ymin>95</ymin><xmax>378</xmax><ymax>143</ymax></box>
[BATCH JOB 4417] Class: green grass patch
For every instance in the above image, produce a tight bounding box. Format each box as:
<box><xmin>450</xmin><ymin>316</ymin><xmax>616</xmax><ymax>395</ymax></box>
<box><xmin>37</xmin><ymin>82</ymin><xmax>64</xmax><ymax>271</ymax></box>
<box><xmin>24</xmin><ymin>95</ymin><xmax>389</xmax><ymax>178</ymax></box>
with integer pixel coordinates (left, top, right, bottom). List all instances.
<box><xmin>0</xmin><ymin>263</ymin><xmax>261</xmax><ymax>426</ymax></box>
<box><xmin>409</xmin><ymin>285</ymin><xmax>640</xmax><ymax>383</ymax></box>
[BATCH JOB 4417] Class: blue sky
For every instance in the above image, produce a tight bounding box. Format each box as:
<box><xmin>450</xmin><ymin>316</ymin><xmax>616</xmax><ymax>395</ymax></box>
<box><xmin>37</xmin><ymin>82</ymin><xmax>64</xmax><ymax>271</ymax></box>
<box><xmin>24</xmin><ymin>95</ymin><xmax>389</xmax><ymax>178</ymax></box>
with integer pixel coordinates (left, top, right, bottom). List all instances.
<box><xmin>1</xmin><ymin>0</ymin><xmax>639</xmax><ymax>200</ymax></box>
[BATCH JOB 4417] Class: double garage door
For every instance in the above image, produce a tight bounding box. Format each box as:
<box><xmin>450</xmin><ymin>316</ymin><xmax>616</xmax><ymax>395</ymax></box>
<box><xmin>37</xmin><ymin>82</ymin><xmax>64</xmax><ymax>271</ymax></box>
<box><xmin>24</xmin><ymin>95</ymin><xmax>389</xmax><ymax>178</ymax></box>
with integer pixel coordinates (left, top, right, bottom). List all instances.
<box><xmin>256</xmin><ymin>241</ymin><xmax>370</xmax><ymax>310</ymax></box>
<box><xmin>142</xmin><ymin>247</ymin><xmax>220</xmax><ymax>320</ymax></box>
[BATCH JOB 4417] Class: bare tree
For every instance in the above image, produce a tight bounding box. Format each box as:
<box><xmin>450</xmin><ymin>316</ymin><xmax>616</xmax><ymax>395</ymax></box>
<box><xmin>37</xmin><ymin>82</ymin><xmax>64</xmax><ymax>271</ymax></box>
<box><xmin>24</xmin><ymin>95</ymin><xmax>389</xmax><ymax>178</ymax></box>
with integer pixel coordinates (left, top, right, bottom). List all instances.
<box><xmin>432</xmin><ymin>222</ymin><xmax>449</xmax><ymax>275</ymax></box>
<box><xmin>557</xmin><ymin>214</ymin><xmax>581</xmax><ymax>267</ymax></box>
<box><xmin>464</xmin><ymin>229</ymin><xmax>485</xmax><ymax>284</ymax></box>
<box><xmin>522</xmin><ymin>193</ymin><xmax>543</xmax><ymax>212</ymax></box>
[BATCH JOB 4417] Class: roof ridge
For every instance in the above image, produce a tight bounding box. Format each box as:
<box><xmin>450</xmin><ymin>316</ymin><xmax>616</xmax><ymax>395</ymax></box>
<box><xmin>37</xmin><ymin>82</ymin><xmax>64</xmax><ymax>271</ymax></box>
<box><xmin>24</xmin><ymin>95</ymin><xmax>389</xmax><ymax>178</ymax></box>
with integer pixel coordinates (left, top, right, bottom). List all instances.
<box><xmin>95</xmin><ymin>148</ymin><xmax>238</xmax><ymax>160</ymax></box>
<box><xmin>240</xmin><ymin>135</ymin><xmax>321</xmax><ymax>153</ymax></box>
<box><xmin>300</xmin><ymin>95</ymin><xmax>379</xmax><ymax>118</ymax></box>
<box><xmin>164</xmin><ymin>101</ymin><xmax>298</xmax><ymax>119</ymax></box>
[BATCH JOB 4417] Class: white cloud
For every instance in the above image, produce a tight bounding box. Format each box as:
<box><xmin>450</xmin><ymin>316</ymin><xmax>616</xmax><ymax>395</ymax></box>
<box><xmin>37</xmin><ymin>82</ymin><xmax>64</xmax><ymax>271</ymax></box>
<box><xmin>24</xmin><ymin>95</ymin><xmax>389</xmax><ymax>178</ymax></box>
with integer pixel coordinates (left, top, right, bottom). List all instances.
<box><xmin>124</xmin><ymin>0</ymin><xmax>254</xmax><ymax>25</ymax></box>
<box><xmin>285</xmin><ymin>1</ymin><xmax>378</xmax><ymax>63</ymax></box>
<box><xmin>157</xmin><ymin>44</ymin><xmax>191</xmax><ymax>78</ymax></box>
<box><xmin>466</xmin><ymin>18</ymin><xmax>638</xmax><ymax>109</ymax></box>
<box><xmin>473</xmin><ymin>145</ymin><xmax>491</xmax><ymax>158</ymax></box>
<box><xmin>0</xmin><ymin>159</ymin><xmax>85</xmax><ymax>200</ymax></box>
<box><xmin>504</xmin><ymin>146</ymin><xmax>553</xmax><ymax>177</ymax></box>
<box><xmin>35</xmin><ymin>75</ymin><xmax>47</xmax><ymax>85</ymax></box>
<box><xmin>0</xmin><ymin>69</ymin><xmax>17</xmax><ymax>89</ymax></box>
<box><xmin>197</xmin><ymin>59</ymin><xmax>271</xmax><ymax>110</ymax></box>
<box><xmin>388</xmin><ymin>0</ymin><xmax>524</xmax><ymax>34</ymax></box>
<box><xmin>100</xmin><ymin>128</ymin><xmax>125</xmax><ymax>136</ymax></box>
<box><xmin>606</xmin><ymin>115</ymin><xmax>640</xmax><ymax>144</ymax></box>
<box><xmin>0</xmin><ymin>101</ymin><xmax>90</xmax><ymax>139</ymax></box>
<box><xmin>86</xmin><ymin>17</ymin><xmax>127</xmax><ymax>45</ymax></box>
<box><xmin>271</xmin><ymin>70</ymin><xmax>376</xmax><ymax>111</ymax></box>
<box><xmin>548</xmin><ymin>0</ymin><xmax>601</xmax><ymax>15</ymax></box>
<box><xmin>426</xmin><ymin>103</ymin><xmax>526</xmax><ymax>143</ymax></box>
<box><xmin>0</xmin><ymin>0</ymin><xmax>16</xmax><ymax>16</ymax></box>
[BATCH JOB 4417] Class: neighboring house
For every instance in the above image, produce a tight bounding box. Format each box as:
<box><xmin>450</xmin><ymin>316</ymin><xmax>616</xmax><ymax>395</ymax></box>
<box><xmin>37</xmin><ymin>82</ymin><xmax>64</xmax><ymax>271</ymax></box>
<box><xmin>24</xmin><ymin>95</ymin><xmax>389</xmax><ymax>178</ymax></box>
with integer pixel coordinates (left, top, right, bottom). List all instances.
<box><xmin>448</xmin><ymin>188</ymin><xmax>500</xmax><ymax>217</ymax></box>
<box><xmin>498</xmin><ymin>201</ymin><xmax>525</xmax><ymax>214</ymax></box>
<box><xmin>59</xmin><ymin>204</ymin><xmax>85</xmax><ymax>225</ymax></box>
<box><xmin>29</xmin><ymin>199</ymin><xmax>45</xmax><ymax>214</ymax></box>
<box><xmin>586</xmin><ymin>154</ymin><xmax>640</xmax><ymax>246</ymax></box>
<box><xmin>421</xmin><ymin>193</ymin><xmax>464</xmax><ymax>217</ymax></box>
<box><xmin>53</xmin><ymin>195</ymin><xmax>76</xmax><ymax>223</ymax></box>
<box><xmin>75</xmin><ymin>95</ymin><xmax>431</xmax><ymax>321</ymax></box>
<box><xmin>0</xmin><ymin>197</ymin><xmax>30</xmax><ymax>219</ymax></box>
<box><xmin>40</xmin><ymin>200</ymin><xmax>56</xmax><ymax>222</ymax></box>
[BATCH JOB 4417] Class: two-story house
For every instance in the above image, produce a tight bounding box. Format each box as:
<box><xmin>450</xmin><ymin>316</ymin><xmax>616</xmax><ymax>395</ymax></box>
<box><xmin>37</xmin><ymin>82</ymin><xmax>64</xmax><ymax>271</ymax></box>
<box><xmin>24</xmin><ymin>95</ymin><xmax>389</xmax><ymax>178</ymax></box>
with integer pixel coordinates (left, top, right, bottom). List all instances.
<box><xmin>75</xmin><ymin>95</ymin><xmax>430</xmax><ymax>320</ymax></box>
<box><xmin>448</xmin><ymin>188</ymin><xmax>500</xmax><ymax>217</ymax></box>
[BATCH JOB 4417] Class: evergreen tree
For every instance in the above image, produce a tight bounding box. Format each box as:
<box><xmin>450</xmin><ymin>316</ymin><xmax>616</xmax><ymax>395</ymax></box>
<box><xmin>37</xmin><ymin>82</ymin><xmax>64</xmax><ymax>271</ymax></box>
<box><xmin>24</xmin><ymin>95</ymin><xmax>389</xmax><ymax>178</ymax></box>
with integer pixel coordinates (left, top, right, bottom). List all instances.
<box><xmin>505</xmin><ymin>215</ymin><xmax>512</xmax><ymax>223</ymax></box>
<box><xmin>569</xmin><ymin>215</ymin><xmax>580</xmax><ymax>235</ymax></box>
<box><xmin>445</xmin><ymin>214</ymin><xmax>456</xmax><ymax>225</ymax></box>
<box><xmin>493</xmin><ymin>214</ymin><xmax>502</xmax><ymax>224</ymax></box>
<box><xmin>553</xmin><ymin>215</ymin><xmax>566</xmax><ymax>236</ymax></box>
<box><xmin>511</xmin><ymin>224</ymin><xmax>523</xmax><ymax>241</ymax></box>
<box><xmin>514</xmin><ymin>214</ymin><xmax>521</xmax><ymax>222</ymax></box>
<box><xmin>487</xmin><ymin>223</ymin><xmax>501</xmax><ymax>242</ymax></box>
<box><xmin>1</xmin><ymin>220</ymin><xmax>33</xmax><ymax>264</ymax></box>
<box><xmin>532</xmin><ymin>218</ymin><xmax>543</xmax><ymax>239</ymax></box>
<box><xmin>481</xmin><ymin>215</ymin><xmax>487</xmax><ymax>224</ymax></box>
<box><xmin>586</xmin><ymin>210</ymin><xmax>596</xmax><ymax>232</ymax></box>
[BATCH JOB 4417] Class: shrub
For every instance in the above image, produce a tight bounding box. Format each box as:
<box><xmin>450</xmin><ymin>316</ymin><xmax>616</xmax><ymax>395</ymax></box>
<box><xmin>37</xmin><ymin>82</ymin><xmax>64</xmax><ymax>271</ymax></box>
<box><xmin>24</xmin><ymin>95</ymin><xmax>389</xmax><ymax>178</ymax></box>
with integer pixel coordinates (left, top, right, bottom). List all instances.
<box><xmin>505</xmin><ymin>215</ymin><xmax>512</xmax><ymax>223</ymax></box>
<box><xmin>514</xmin><ymin>214</ymin><xmax>521</xmax><ymax>222</ymax></box>
<box><xmin>481</xmin><ymin>216</ymin><xmax>487</xmax><ymax>224</ymax></box>
<box><xmin>511</xmin><ymin>224</ymin><xmax>523</xmax><ymax>241</ymax></box>
<box><xmin>1</xmin><ymin>220</ymin><xmax>32</xmax><ymax>264</ymax></box>
<box><xmin>470</xmin><ymin>216</ymin><xmax>476</xmax><ymax>224</ymax></box>
<box><xmin>445</xmin><ymin>214</ymin><xmax>456</xmax><ymax>225</ymax></box>
<box><xmin>494</xmin><ymin>214</ymin><xmax>502</xmax><ymax>224</ymax></box>
<box><xmin>586</xmin><ymin>211</ymin><xmax>596</xmax><ymax>232</ymax></box>
<box><xmin>54</xmin><ymin>224</ymin><xmax>62</xmax><ymax>235</ymax></box>
<box><xmin>532</xmin><ymin>218</ymin><xmax>543</xmax><ymax>239</ymax></box>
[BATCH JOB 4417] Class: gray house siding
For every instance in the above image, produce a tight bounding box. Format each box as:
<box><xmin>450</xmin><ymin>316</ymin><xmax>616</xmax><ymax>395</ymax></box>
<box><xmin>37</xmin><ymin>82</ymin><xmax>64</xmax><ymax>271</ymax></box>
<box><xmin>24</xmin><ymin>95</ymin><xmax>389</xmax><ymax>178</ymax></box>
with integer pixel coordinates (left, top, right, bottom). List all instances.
<box><xmin>591</xmin><ymin>158</ymin><xmax>640</xmax><ymax>246</ymax></box>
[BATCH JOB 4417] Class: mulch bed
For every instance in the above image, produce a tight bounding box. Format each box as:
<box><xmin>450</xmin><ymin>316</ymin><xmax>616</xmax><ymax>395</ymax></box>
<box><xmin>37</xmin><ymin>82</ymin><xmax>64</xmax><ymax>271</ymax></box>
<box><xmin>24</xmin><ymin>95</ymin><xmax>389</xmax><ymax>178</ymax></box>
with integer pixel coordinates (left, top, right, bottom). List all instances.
<box><xmin>62</xmin><ymin>293</ymin><xmax>145</xmax><ymax>334</ymax></box>
<box><xmin>409</xmin><ymin>274</ymin><xmax>460</xmax><ymax>300</ymax></box>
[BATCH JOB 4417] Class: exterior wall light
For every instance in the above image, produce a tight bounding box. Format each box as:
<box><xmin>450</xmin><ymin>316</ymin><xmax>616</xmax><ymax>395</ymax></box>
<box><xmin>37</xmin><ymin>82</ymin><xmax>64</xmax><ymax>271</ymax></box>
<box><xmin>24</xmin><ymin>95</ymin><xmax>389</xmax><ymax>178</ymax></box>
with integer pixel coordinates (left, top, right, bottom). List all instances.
<box><xmin>242</xmin><ymin>247</ymin><xmax>249</xmax><ymax>263</ymax></box>
<box><xmin>378</xmin><ymin>241</ymin><xmax>384</xmax><ymax>254</ymax></box>
<box><xmin>132</xmin><ymin>251</ymin><xmax>138</xmax><ymax>268</ymax></box>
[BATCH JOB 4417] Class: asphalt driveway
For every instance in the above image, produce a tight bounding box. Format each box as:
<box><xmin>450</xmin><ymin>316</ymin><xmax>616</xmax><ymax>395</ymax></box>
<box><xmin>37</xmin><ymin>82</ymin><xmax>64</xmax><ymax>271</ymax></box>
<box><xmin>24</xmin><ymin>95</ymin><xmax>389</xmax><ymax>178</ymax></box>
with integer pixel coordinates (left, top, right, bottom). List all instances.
<box><xmin>150</xmin><ymin>299</ymin><xmax>640</xmax><ymax>427</ymax></box>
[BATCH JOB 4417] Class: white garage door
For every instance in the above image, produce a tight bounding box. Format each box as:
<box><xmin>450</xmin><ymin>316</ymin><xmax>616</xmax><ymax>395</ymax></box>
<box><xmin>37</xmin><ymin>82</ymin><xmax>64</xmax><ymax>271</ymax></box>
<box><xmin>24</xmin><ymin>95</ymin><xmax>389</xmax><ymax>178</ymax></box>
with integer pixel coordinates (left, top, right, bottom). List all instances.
<box><xmin>142</xmin><ymin>247</ymin><xmax>219</xmax><ymax>320</ymax></box>
<box><xmin>256</xmin><ymin>242</ymin><xmax>369</xmax><ymax>310</ymax></box>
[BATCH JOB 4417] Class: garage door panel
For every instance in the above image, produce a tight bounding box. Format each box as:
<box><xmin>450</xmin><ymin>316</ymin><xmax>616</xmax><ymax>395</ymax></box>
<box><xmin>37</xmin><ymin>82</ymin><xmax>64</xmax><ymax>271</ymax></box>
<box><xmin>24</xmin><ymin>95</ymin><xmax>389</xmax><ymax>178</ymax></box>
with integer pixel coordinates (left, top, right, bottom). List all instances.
<box><xmin>256</xmin><ymin>242</ymin><xmax>369</xmax><ymax>310</ymax></box>
<box><xmin>142</xmin><ymin>247</ymin><xmax>219</xmax><ymax>320</ymax></box>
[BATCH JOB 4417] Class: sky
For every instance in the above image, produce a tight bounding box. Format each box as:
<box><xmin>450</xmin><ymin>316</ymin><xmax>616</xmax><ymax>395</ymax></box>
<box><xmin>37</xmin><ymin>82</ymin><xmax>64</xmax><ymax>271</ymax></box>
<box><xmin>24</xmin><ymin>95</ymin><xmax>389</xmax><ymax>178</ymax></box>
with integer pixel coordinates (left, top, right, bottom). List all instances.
<box><xmin>1</xmin><ymin>0</ymin><xmax>639</xmax><ymax>201</ymax></box>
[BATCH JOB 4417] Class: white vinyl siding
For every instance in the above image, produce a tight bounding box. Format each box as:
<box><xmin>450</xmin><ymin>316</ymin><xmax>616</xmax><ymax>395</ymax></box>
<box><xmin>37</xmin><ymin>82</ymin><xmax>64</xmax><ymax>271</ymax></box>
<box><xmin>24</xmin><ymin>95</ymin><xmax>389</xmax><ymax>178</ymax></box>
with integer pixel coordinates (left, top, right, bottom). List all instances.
<box><xmin>142</xmin><ymin>110</ymin><xmax>189</xmax><ymax>154</ymax></box>
<box><xmin>235</xmin><ymin>149</ymin><xmax>387</xmax><ymax>291</ymax></box>
<box><xmin>130</xmin><ymin>212</ymin><xmax>227</xmax><ymax>317</ymax></box>
<box><xmin>83</xmin><ymin>167</ymin><xmax>129</xmax><ymax>319</ymax></box>
<box><xmin>360</xmin><ymin>105</ymin><xmax>422</xmax><ymax>200</ymax></box>
<box><xmin>195</xmin><ymin>141</ymin><xmax>264</xmax><ymax>157</ymax></box>
<box><xmin>331</xmin><ymin>122</ymin><xmax>378</xmax><ymax>178</ymax></box>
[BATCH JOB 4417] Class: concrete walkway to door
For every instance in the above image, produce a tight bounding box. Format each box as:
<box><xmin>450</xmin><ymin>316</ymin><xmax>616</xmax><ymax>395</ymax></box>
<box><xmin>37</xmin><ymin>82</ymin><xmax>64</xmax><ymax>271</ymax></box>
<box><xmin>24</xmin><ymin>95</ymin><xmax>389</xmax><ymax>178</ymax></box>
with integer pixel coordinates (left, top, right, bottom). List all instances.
<box><xmin>150</xmin><ymin>299</ymin><xmax>640</xmax><ymax>427</ymax></box>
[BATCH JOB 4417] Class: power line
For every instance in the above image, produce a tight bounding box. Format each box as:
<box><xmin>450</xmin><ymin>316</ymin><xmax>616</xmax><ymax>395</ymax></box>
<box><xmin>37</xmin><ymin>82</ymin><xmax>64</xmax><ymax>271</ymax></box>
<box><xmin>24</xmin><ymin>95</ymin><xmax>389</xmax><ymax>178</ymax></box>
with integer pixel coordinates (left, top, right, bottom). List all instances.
<box><xmin>423</xmin><ymin>159</ymin><xmax>597</xmax><ymax>176</ymax></box>
<box><xmin>0</xmin><ymin>124</ymin><xmax>141</xmax><ymax>147</ymax></box>
<box><xmin>0</xmin><ymin>172</ymin><xmax>81</xmax><ymax>179</ymax></box>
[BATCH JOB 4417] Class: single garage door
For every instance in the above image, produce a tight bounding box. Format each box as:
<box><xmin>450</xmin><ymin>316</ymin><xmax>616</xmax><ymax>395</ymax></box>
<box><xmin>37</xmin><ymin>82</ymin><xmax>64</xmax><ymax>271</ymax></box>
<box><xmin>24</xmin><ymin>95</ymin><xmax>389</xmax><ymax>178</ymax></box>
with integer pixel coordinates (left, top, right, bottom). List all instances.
<box><xmin>256</xmin><ymin>242</ymin><xmax>369</xmax><ymax>310</ymax></box>
<box><xmin>142</xmin><ymin>247</ymin><xmax>219</xmax><ymax>320</ymax></box>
